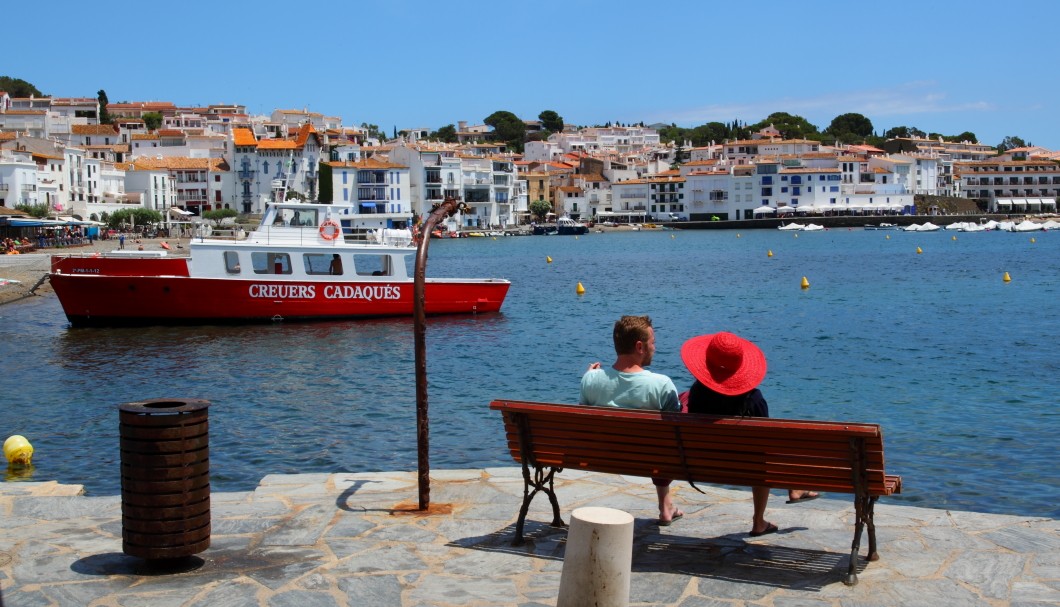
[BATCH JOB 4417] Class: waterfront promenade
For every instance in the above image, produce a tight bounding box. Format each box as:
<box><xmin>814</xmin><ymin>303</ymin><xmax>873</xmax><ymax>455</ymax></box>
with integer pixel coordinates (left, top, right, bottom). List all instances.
<box><xmin>1</xmin><ymin>468</ymin><xmax>1056</xmax><ymax>606</ymax></box>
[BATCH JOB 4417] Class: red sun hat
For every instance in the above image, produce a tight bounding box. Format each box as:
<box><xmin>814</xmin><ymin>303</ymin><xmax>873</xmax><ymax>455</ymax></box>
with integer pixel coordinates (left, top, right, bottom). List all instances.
<box><xmin>680</xmin><ymin>332</ymin><xmax>767</xmax><ymax>396</ymax></box>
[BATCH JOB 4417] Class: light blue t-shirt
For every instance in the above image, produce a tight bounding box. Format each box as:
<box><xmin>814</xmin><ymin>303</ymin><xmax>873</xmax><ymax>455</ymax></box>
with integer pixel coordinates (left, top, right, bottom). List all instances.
<box><xmin>579</xmin><ymin>367</ymin><xmax>680</xmax><ymax>411</ymax></box>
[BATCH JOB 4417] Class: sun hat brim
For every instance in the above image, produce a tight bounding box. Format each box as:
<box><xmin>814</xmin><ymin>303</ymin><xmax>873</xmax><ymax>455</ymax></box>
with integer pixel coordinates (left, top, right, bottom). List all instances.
<box><xmin>680</xmin><ymin>332</ymin><xmax>767</xmax><ymax>396</ymax></box>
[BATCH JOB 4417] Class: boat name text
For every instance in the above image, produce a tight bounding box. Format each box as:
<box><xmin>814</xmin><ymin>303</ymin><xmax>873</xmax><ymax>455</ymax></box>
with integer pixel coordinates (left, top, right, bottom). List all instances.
<box><xmin>248</xmin><ymin>284</ymin><xmax>401</xmax><ymax>301</ymax></box>
<box><xmin>323</xmin><ymin>285</ymin><xmax>401</xmax><ymax>301</ymax></box>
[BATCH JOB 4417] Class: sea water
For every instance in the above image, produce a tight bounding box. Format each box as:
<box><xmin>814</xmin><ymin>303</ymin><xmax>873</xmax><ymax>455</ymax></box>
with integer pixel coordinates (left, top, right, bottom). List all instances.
<box><xmin>0</xmin><ymin>227</ymin><xmax>1056</xmax><ymax>518</ymax></box>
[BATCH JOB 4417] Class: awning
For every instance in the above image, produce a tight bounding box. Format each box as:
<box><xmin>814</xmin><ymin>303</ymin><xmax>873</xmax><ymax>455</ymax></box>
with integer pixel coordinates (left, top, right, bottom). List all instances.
<box><xmin>752</xmin><ymin>205</ymin><xmax>776</xmax><ymax>215</ymax></box>
<box><xmin>996</xmin><ymin>199</ymin><xmax>1012</xmax><ymax>207</ymax></box>
<box><xmin>169</xmin><ymin>207</ymin><xmax>194</xmax><ymax>217</ymax></box>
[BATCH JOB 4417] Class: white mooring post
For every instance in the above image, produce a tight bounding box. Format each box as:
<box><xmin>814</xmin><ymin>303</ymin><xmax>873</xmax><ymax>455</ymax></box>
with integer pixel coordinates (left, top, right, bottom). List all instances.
<box><xmin>557</xmin><ymin>507</ymin><xmax>634</xmax><ymax>607</ymax></box>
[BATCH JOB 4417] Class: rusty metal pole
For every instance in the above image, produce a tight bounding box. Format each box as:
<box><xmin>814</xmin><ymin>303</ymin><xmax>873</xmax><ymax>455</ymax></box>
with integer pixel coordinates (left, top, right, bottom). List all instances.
<box><xmin>413</xmin><ymin>197</ymin><xmax>464</xmax><ymax>510</ymax></box>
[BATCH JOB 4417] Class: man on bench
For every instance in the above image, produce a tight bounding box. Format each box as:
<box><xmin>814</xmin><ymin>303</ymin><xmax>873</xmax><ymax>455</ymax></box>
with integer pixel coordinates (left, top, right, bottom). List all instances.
<box><xmin>579</xmin><ymin>315</ymin><xmax>683</xmax><ymax>526</ymax></box>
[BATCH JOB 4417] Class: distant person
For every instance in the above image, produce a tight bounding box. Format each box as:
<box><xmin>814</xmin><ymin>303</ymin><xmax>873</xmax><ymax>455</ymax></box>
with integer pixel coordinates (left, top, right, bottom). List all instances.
<box><xmin>118</xmin><ymin>233</ymin><xmax>125</xmax><ymax>250</ymax></box>
<box><xmin>680</xmin><ymin>331</ymin><xmax>819</xmax><ymax>537</ymax></box>
<box><xmin>329</xmin><ymin>254</ymin><xmax>343</xmax><ymax>275</ymax></box>
<box><xmin>580</xmin><ymin>315</ymin><xmax>683</xmax><ymax>525</ymax></box>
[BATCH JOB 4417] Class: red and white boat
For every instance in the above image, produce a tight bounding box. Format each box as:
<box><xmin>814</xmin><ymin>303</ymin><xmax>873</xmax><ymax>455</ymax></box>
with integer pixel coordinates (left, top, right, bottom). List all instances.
<box><xmin>50</xmin><ymin>201</ymin><xmax>510</xmax><ymax>327</ymax></box>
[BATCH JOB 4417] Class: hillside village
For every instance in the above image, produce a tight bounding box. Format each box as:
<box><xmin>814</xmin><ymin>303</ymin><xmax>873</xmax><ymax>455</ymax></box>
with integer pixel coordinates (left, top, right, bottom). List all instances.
<box><xmin>1</xmin><ymin>93</ymin><xmax>1058</xmax><ymax>231</ymax></box>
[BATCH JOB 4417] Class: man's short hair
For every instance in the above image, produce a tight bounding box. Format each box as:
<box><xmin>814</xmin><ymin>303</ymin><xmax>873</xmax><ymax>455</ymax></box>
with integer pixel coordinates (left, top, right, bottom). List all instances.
<box><xmin>613</xmin><ymin>315</ymin><xmax>653</xmax><ymax>355</ymax></box>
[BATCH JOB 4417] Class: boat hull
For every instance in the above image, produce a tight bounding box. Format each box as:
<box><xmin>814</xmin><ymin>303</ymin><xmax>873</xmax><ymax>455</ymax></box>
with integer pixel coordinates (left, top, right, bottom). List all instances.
<box><xmin>50</xmin><ymin>257</ymin><xmax>510</xmax><ymax>327</ymax></box>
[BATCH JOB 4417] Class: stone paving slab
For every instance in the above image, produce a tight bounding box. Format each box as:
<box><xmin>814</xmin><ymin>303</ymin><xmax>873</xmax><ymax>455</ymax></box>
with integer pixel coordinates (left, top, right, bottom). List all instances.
<box><xmin>0</xmin><ymin>468</ymin><xmax>1057</xmax><ymax>606</ymax></box>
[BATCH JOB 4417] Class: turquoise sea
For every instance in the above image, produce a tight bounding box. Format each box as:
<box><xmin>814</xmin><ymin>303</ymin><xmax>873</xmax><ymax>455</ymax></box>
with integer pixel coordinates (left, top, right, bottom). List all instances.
<box><xmin>1</xmin><ymin>227</ymin><xmax>1057</xmax><ymax>518</ymax></box>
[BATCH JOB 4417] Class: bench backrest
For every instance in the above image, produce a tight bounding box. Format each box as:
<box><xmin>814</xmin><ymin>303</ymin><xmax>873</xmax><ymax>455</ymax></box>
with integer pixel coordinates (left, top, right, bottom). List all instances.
<box><xmin>491</xmin><ymin>399</ymin><xmax>897</xmax><ymax>496</ymax></box>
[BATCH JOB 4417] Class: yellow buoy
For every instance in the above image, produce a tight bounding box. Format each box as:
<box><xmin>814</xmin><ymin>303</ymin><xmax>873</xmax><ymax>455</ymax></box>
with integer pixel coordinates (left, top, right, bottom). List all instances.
<box><xmin>737</xmin><ymin>234</ymin><xmax>741</xmax><ymax>238</ymax></box>
<box><xmin>916</xmin><ymin>246</ymin><xmax>923</xmax><ymax>254</ymax></box>
<box><xmin>886</xmin><ymin>234</ymin><xmax>890</xmax><ymax>240</ymax></box>
<box><xmin>491</xmin><ymin>237</ymin><xmax>496</xmax><ymax>240</ymax></box>
<box><xmin>1031</xmin><ymin>237</ymin><xmax>1036</xmax><ymax>243</ymax></box>
<box><xmin>671</xmin><ymin>234</ymin><xmax>675</xmax><ymax>239</ymax></box>
<box><xmin>1003</xmin><ymin>272</ymin><xmax>1011</xmax><ymax>283</ymax></box>
<box><xmin>576</xmin><ymin>282</ymin><xmax>586</xmax><ymax>295</ymax></box>
<box><xmin>4</xmin><ymin>435</ymin><xmax>33</xmax><ymax>465</ymax></box>
<box><xmin>952</xmin><ymin>235</ymin><xmax>957</xmax><ymax>241</ymax></box>
<box><xmin>767</xmin><ymin>250</ymin><xmax>773</xmax><ymax>258</ymax></box>
<box><xmin>800</xmin><ymin>276</ymin><xmax>810</xmax><ymax>289</ymax></box>
<box><xmin>546</xmin><ymin>256</ymin><xmax>552</xmax><ymax>264</ymax></box>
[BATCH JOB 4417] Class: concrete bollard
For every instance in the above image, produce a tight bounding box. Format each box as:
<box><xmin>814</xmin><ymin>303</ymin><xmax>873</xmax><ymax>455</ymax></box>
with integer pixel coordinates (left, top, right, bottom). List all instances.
<box><xmin>557</xmin><ymin>506</ymin><xmax>634</xmax><ymax>607</ymax></box>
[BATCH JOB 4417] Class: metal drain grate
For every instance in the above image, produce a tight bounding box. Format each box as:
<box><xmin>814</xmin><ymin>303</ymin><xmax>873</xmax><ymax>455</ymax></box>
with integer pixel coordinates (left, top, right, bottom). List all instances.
<box><xmin>0</xmin><ymin>550</ymin><xmax>12</xmax><ymax>567</ymax></box>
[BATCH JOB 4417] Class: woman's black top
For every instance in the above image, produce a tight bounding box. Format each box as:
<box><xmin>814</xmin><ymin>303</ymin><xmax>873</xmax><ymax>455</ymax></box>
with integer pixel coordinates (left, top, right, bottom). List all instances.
<box><xmin>685</xmin><ymin>380</ymin><xmax>769</xmax><ymax>418</ymax></box>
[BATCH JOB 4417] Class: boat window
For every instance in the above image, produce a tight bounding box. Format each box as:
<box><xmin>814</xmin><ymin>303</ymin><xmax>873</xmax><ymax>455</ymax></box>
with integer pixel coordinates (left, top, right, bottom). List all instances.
<box><xmin>277</xmin><ymin>208</ymin><xmax>319</xmax><ymax>227</ymax></box>
<box><xmin>251</xmin><ymin>252</ymin><xmax>292</xmax><ymax>275</ymax></box>
<box><xmin>353</xmin><ymin>254</ymin><xmax>391</xmax><ymax>277</ymax></box>
<box><xmin>304</xmin><ymin>253</ymin><xmax>343</xmax><ymax>276</ymax></box>
<box><xmin>223</xmin><ymin>251</ymin><xmax>241</xmax><ymax>274</ymax></box>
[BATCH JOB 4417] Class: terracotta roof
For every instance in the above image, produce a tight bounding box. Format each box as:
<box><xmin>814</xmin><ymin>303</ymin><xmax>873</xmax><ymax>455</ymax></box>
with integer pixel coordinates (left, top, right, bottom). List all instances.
<box><xmin>294</xmin><ymin>123</ymin><xmax>319</xmax><ymax>147</ymax></box>
<box><xmin>233</xmin><ymin>128</ymin><xmax>258</xmax><ymax>147</ymax></box>
<box><xmin>5</xmin><ymin>110</ymin><xmax>45</xmax><ymax>115</ymax></box>
<box><xmin>257</xmin><ymin>139</ymin><xmax>297</xmax><ymax>150</ymax></box>
<box><xmin>71</xmin><ymin>124</ymin><xmax>119</xmax><ymax>136</ymax></box>
<box><xmin>127</xmin><ymin>157</ymin><xmax>229</xmax><ymax>171</ymax></box>
<box><xmin>327</xmin><ymin>158</ymin><xmax>407</xmax><ymax>170</ymax></box>
<box><xmin>157</xmin><ymin>129</ymin><xmax>185</xmax><ymax>138</ymax></box>
<box><xmin>780</xmin><ymin>167</ymin><xmax>840</xmax><ymax>174</ymax></box>
<box><xmin>131</xmin><ymin>134</ymin><xmax>159</xmax><ymax>140</ymax></box>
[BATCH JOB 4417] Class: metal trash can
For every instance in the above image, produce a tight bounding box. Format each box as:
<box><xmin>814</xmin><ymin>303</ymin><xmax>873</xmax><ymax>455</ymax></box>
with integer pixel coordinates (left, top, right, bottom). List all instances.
<box><xmin>119</xmin><ymin>398</ymin><xmax>211</xmax><ymax>560</ymax></box>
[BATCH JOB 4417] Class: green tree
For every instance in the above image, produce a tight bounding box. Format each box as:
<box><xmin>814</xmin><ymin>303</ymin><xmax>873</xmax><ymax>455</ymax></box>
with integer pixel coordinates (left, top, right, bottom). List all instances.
<box><xmin>997</xmin><ymin>135</ymin><xmax>1028</xmax><ymax>152</ymax></box>
<box><xmin>318</xmin><ymin>162</ymin><xmax>333</xmax><ymax>202</ymax></box>
<box><xmin>528</xmin><ymin>199</ymin><xmax>552</xmax><ymax>221</ymax></box>
<box><xmin>539</xmin><ymin>109</ymin><xmax>564</xmax><ymax>133</ymax></box>
<box><xmin>97</xmin><ymin>89</ymin><xmax>111</xmax><ymax>124</ymax></box>
<box><xmin>107</xmin><ymin>208</ymin><xmax>163</xmax><ymax>229</ymax></box>
<box><xmin>484</xmin><ymin>110</ymin><xmax>526</xmax><ymax>152</ymax></box>
<box><xmin>688</xmin><ymin>122</ymin><xmax>731</xmax><ymax>146</ymax></box>
<box><xmin>430</xmin><ymin>124</ymin><xmax>458</xmax><ymax>142</ymax></box>
<box><xmin>360</xmin><ymin>122</ymin><xmax>384</xmax><ymax>141</ymax></box>
<box><xmin>15</xmin><ymin>203</ymin><xmax>50</xmax><ymax>218</ymax></box>
<box><xmin>883</xmin><ymin>126</ymin><xmax>926</xmax><ymax>139</ymax></box>
<box><xmin>203</xmin><ymin>208</ymin><xmax>239</xmax><ymax>225</ymax></box>
<box><xmin>143</xmin><ymin>112</ymin><xmax>163</xmax><ymax>130</ymax></box>
<box><xmin>0</xmin><ymin>76</ymin><xmax>44</xmax><ymax>98</ymax></box>
<box><xmin>824</xmin><ymin>113</ymin><xmax>874</xmax><ymax>144</ymax></box>
<box><xmin>750</xmin><ymin>112</ymin><xmax>820</xmax><ymax>140</ymax></box>
<box><xmin>671</xmin><ymin>141</ymin><xmax>685</xmax><ymax>168</ymax></box>
<box><xmin>951</xmin><ymin>131</ymin><xmax>978</xmax><ymax>143</ymax></box>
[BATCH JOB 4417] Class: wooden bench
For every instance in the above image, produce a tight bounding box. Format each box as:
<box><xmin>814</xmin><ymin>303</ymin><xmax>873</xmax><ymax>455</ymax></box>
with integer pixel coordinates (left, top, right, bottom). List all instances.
<box><xmin>490</xmin><ymin>399</ymin><xmax>902</xmax><ymax>586</ymax></box>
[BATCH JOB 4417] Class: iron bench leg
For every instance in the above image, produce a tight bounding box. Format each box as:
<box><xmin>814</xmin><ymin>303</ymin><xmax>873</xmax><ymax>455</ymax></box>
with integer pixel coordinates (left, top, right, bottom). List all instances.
<box><xmin>513</xmin><ymin>461</ymin><xmax>565</xmax><ymax>546</ymax></box>
<box><xmin>845</xmin><ymin>492</ymin><xmax>880</xmax><ymax>585</ymax></box>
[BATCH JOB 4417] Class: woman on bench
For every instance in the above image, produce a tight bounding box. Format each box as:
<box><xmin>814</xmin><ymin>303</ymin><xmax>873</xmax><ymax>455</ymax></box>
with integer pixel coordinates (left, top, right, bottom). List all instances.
<box><xmin>680</xmin><ymin>331</ymin><xmax>819</xmax><ymax>537</ymax></box>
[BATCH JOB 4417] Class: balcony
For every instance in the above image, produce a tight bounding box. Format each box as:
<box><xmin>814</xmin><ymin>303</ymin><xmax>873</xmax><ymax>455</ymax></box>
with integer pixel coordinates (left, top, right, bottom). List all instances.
<box><xmin>238</xmin><ymin>170</ymin><xmax>255</xmax><ymax>179</ymax></box>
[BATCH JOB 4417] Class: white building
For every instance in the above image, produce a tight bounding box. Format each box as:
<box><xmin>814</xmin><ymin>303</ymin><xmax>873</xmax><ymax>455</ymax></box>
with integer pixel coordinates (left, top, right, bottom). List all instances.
<box><xmin>230</xmin><ymin>124</ymin><xmax>325</xmax><ymax>213</ymax></box>
<box><xmin>387</xmin><ymin>143</ymin><xmax>463</xmax><ymax>219</ymax></box>
<box><xmin>956</xmin><ymin>159</ymin><xmax>1060</xmax><ymax>213</ymax></box>
<box><xmin>326</xmin><ymin>157</ymin><xmax>412</xmax><ymax>231</ymax></box>
<box><xmin>122</xmin><ymin>156</ymin><xmax>231</xmax><ymax>216</ymax></box>
<box><xmin>0</xmin><ymin>148</ymin><xmax>41</xmax><ymax>208</ymax></box>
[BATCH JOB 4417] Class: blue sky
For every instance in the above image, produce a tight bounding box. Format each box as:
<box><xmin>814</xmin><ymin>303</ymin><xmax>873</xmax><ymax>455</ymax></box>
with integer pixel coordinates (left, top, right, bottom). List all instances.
<box><xmin>7</xmin><ymin>0</ymin><xmax>1059</xmax><ymax>149</ymax></box>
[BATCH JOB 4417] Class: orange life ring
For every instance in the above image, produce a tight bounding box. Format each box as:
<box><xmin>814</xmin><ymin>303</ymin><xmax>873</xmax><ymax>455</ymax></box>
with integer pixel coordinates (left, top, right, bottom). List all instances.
<box><xmin>319</xmin><ymin>219</ymin><xmax>341</xmax><ymax>240</ymax></box>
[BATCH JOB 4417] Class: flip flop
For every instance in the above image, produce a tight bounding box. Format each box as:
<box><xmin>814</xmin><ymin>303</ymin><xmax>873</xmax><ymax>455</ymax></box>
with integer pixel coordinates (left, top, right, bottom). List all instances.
<box><xmin>657</xmin><ymin>512</ymin><xmax>684</xmax><ymax>527</ymax></box>
<box><xmin>786</xmin><ymin>492</ymin><xmax>820</xmax><ymax>504</ymax></box>
<box><xmin>749</xmin><ymin>522</ymin><xmax>779</xmax><ymax>537</ymax></box>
